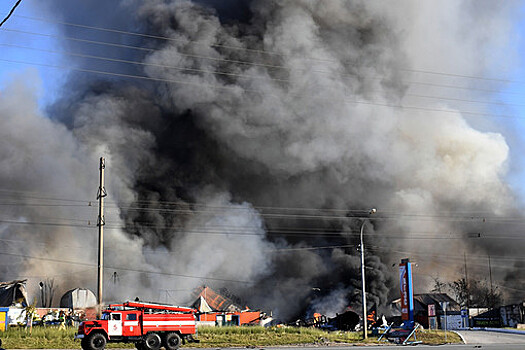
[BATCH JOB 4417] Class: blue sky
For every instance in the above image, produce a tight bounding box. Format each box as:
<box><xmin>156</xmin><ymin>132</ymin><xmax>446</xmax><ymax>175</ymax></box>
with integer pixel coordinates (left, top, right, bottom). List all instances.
<box><xmin>0</xmin><ymin>1</ymin><xmax>66</xmax><ymax>106</ymax></box>
<box><xmin>498</xmin><ymin>9</ymin><xmax>525</xmax><ymax>204</ymax></box>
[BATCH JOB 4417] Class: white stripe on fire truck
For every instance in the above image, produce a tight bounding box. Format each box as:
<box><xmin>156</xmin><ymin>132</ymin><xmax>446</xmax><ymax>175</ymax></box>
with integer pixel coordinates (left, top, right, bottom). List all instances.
<box><xmin>143</xmin><ymin>321</ymin><xmax>196</xmax><ymax>326</ymax></box>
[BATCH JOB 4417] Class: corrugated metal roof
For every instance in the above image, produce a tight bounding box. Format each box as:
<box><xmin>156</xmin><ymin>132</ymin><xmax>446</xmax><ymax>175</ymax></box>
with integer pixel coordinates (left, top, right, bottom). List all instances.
<box><xmin>192</xmin><ymin>286</ymin><xmax>241</xmax><ymax>312</ymax></box>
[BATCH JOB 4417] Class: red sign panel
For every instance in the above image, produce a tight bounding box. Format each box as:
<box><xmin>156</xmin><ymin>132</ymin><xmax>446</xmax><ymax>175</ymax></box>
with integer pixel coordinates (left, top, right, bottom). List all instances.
<box><xmin>428</xmin><ymin>304</ymin><xmax>436</xmax><ymax>317</ymax></box>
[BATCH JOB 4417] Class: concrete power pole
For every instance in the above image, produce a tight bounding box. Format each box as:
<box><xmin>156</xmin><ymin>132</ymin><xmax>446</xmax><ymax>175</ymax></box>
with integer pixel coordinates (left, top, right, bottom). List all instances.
<box><xmin>97</xmin><ymin>157</ymin><xmax>107</xmax><ymax>313</ymax></box>
<box><xmin>464</xmin><ymin>252</ymin><xmax>469</xmax><ymax>310</ymax></box>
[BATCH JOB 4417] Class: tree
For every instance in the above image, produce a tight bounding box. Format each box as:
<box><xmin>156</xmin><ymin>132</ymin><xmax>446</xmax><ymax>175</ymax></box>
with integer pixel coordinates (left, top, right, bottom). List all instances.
<box><xmin>431</xmin><ymin>276</ymin><xmax>447</xmax><ymax>294</ymax></box>
<box><xmin>448</xmin><ymin>278</ymin><xmax>468</xmax><ymax>308</ymax></box>
<box><xmin>448</xmin><ymin>278</ymin><xmax>502</xmax><ymax>309</ymax></box>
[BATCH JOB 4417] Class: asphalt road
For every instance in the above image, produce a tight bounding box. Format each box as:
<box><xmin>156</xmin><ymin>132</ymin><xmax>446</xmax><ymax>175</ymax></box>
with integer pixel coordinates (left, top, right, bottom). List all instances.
<box><xmin>456</xmin><ymin>329</ymin><xmax>525</xmax><ymax>344</ymax></box>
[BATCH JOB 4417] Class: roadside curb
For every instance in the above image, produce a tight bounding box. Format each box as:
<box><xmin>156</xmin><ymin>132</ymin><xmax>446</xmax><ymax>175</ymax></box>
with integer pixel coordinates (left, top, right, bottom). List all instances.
<box><xmin>480</xmin><ymin>327</ymin><xmax>525</xmax><ymax>335</ymax></box>
<box><xmin>451</xmin><ymin>330</ymin><xmax>466</xmax><ymax>344</ymax></box>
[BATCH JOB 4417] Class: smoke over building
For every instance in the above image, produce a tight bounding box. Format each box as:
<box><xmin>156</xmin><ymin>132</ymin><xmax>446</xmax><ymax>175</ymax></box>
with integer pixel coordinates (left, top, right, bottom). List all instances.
<box><xmin>0</xmin><ymin>0</ymin><xmax>523</xmax><ymax>320</ymax></box>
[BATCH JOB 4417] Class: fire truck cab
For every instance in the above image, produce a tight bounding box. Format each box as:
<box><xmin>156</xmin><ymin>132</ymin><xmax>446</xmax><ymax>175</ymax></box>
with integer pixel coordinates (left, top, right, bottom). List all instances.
<box><xmin>75</xmin><ymin>301</ymin><xmax>198</xmax><ymax>350</ymax></box>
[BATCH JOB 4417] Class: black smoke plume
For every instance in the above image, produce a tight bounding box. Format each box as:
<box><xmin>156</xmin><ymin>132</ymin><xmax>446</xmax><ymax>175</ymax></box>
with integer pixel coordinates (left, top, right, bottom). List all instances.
<box><xmin>0</xmin><ymin>0</ymin><xmax>523</xmax><ymax>319</ymax></box>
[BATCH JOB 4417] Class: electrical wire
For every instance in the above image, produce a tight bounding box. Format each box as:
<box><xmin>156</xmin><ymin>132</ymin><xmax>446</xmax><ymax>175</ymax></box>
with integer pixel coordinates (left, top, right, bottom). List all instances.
<box><xmin>1</xmin><ymin>23</ymin><xmax>522</xmax><ymax>101</ymax></box>
<box><xmin>0</xmin><ymin>42</ymin><xmax>290</xmax><ymax>84</ymax></box>
<box><xmin>0</xmin><ymin>187</ymin><xmax>518</xmax><ymax>223</ymax></box>
<box><xmin>0</xmin><ymin>0</ymin><xmax>22</xmax><ymax>28</ymax></box>
<box><xmin>0</xmin><ymin>41</ymin><xmax>522</xmax><ymax>111</ymax></box>
<box><xmin>2</xmin><ymin>55</ymin><xmax>522</xmax><ymax>122</ymax></box>
<box><xmin>1</xmin><ymin>191</ymin><xmax>521</xmax><ymax>228</ymax></box>
<box><xmin>9</xmin><ymin>13</ymin><xmax>524</xmax><ymax>85</ymax></box>
<box><xmin>0</xmin><ymin>219</ymin><xmax>94</xmax><ymax>229</ymax></box>
<box><xmin>3</xmin><ymin>10</ymin><xmax>524</xmax><ymax>126</ymax></box>
<box><xmin>0</xmin><ymin>251</ymin><xmax>252</xmax><ymax>284</ymax></box>
<box><xmin>2</xmin><ymin>267</ymin><xmax>96</xmax><ymax>280</ymax></box>
<box><xmin>0</xmin><ymin>188</ymin><xmax>93</xmax><ymax>204</ymax></box>
<box><xmin>0</xmin><ymin>19</ymin><xmax>521</xmax><ymax>116</ymax></box>
<box><xmin>0</xmin><ymin>189</ymin><xmax>525</xmax><ymax>224</ymax></box>
<box><xmin>367</xmin><ymin>245</ymin><xmax>525</xmax><ymax>263</ymax></box>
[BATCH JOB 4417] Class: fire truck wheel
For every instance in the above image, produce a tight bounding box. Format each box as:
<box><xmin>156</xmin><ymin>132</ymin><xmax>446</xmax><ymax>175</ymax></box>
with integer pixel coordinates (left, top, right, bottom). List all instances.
<box><xmin>144</xmin><ymin>332</ymin><xmax>162</xmax><ymax>350</ymax></box>
<box><xmin>82</xmin><ymin>332</ymin><xmax>107</xmax><ymax>350</ymax></box>
<box><xmin>164</xmin><ymin>332</ymin><xmax>182</xmax><ymax>350</ymax></box>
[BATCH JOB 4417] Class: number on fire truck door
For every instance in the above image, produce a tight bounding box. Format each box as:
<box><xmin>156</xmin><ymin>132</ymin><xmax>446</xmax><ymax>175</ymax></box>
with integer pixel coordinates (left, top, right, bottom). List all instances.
<box><xmin>108</xmin><ymin>313</ymin><xmax>123</xmax><ymax>336</ymax></box>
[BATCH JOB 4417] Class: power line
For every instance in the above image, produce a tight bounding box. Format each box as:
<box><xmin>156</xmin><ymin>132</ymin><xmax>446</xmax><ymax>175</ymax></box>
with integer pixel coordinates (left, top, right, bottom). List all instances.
<box><xmin>0</xmin><ymin>188</ymin><xmax>519</xmax><ymax>225</ymax></box>
<box><xmin>0</xmin><ymin>218</ymin><xmax>94</xmax><ymax>229</ymax></box>
<box><xmin>407</xmin><ymin>79</ymin><xmax>525</xmax><ymax>98</ymax></box>
<box><xmin>404</xmin><ymin>91</ymin><xmax>525</xmax><ymax>109</ymax></box>
<box><xmin>1</xmin><ymin>207</ymin><xmax>525</xmax><ymax>230</ymax></box>
<box><xmin>0</xmin><ymin>188</ymin><xmax>92</xmax><ymax>204</ymax></box>
<box><xmin>0</xmin><ymin>202</ymin><xmax>90</xmax><ymax>208</ymax></box>
<box><xmin>0</xmin><ymin>237</ymin><xmax>359</xmax><ymax>255</ymax></box>
<box><xmin>2</xmin><ymin>267</ymin><xmax>96</xmax><ymax>280</ymax></box>
<box><xmin>0</xmin><ymin>187</ymin><xmax>505</xmax><ymax>217</ymax></box>
<box><xmin>0</xmin><ymin>0</ymin><xmax>22</xmax><ymax>28</ymax></box>
<box><xmin>1</xmin><ymin>41</ymin><xmax>523</xmax><ymax>111</ymax></box>
<box><xmin>3</xmin><ymin>225</ymin><xmax>525</xmax><ymax>260</ymax></box>
<box><xmin>0</xmin><ymin>42</ymin><xmax>290</xmax><ymax>84</ymax></box>
<box><xmin>9</xmin><ymin>14</ymin><xmax>522</xmax><ymax>85</ymax></box>
<box><xmin>2</xmin><ymin>241</ymin><xmax>524</xmax><ymax>287</ymax></box>
<box><xmin>1</xmin><ymin>24</ymin><xmax>523</xmax><ymax>97</ymax></box>
<box><xmin>1</xmin><ymin>24</ymin><xmax>522</xmax><ymax>114</ymax></box>
<box><xmin>12</xmin><ymin>14</ymin><xmax>295</xmax><ymax>60</ymax></box>
<box><xmin>0</xmin><ymin>27</ymin><xmax>287</xmax><ymax>71</ymax></box>
<box><xmin>1</xmin><ymin>217</ymin><xmax>523</xmax><ymax>240</ymax></box>
<box><xmin>367</xmin><ymin>245</ymin><xmax>525</xmax><ymax>263</ymax></box>
<box><xmin>0</xmin><ymin>251</ymin><xmax>252</xmax><ymax>284</ymax></box>
<box><xmin>0</xmin><ymin>187</ymin><xmax>518</xmax><ymax>221</ymax></box>
<box><xmin>2</xmin><ymin>55</ymin><xmax>522</xmax><ymax>123</ymax></box>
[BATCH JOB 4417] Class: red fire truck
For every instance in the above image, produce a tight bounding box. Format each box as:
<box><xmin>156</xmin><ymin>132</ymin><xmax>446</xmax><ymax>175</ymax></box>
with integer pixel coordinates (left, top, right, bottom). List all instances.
<box><xmin>75</xmin><ymin>301</ymin><xmax>198</xmax><ymax>350</ymax></box>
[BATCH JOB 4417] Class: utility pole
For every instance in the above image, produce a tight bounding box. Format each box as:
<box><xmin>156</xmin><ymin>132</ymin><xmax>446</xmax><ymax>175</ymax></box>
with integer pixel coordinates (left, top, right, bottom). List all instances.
<box><xmin>488</xmin><ymin>255</ymin><xmax>493</xmax><ymax>309</ymax></box>
<box><xmin>359</xmin><ymin>208</ymin><xmax>377</xmax><ymax>340</ymax></box>
<box><xmin>464</xmin><ymin>252</ymin><xmax>469</xmax><ymax>309</ymax></box>
<box><xmin>97</xmin><ymin>157</ymin><xmax>107</xmax><ymax>314</ymax></box>
<box><xmin>463</xmin><ymin>252</ymin><xmax>470</xmax><ymax>328</ymax></box>
<box><xmin>360</xmin><ymin>221</ymin><xmax>367</xmax><ymax>340</ymax></box>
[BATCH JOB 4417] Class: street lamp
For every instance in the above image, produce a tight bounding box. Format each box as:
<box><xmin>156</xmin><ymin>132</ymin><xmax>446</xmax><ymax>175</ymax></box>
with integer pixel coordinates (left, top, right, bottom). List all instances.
<box><xmin>360</xmin><ymin>208</ymin><xmax>376</xmax><ymax>340</ymax></box>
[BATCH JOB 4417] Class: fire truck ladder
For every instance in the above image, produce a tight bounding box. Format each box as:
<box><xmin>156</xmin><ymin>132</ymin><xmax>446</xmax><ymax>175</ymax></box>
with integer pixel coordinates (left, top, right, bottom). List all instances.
<box><xmin>123</xmin><ymin>301</ymin><xmax>195</xmax><ymax>313</ymax></box>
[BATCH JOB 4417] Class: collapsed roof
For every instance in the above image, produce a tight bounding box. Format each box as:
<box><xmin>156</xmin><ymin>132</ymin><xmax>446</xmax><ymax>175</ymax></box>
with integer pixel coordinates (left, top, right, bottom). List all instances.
<box><xmin>192</xmin><ymin>295</ymin><xmax>213</xmax><ymax>313</ymax></box>
<box><xmin>0</xmin><ymin>280</ymin><xmax>28</xmax><ymax>307</ymax></box>
<box><xmin>191</xmin><ymin>286</ymin><xmax>242</xmax><ymax>312</ymax></box>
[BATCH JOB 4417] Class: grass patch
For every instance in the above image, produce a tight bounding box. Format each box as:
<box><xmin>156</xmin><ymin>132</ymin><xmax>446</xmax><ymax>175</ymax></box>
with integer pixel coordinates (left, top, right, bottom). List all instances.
<box><xmin>416</xmin><ymin>328</ymin><xmax>462</xmax><ymax>344</ymax></box>
<box><xmin>193</xmin><ymin>326</ymin><xmax>364</xmax><ymax>347</ymax></box>
<box><xmin>0</xmin><ymin>327</ymin><xmax>132</xmax><ymax>349</ymax></box>
<box><xmin>0</xmin><ymin>325</ymin><xmax>461</xmax><ymax>348</ymax></box>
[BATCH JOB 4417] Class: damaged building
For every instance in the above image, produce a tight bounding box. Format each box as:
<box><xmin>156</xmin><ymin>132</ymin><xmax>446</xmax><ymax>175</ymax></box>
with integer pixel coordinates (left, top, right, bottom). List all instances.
<box><xmin>191</xmin><ymin>286</ymin><xmax>269</xmax><ymax>326</ymax></box>
<box><xmin>0</xmin><ymin>280</ymin><xmax>29</xmax><ymax>328</ymax></box>
<box><xmin>0</xmin><ymin>280</ymin><xmax>28</xmax><ymax>307</ymax></box>
<box><xmin>391</xmin><ymin>293</ymin><xmax>464</xmax><ymax>329</ymax></box>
